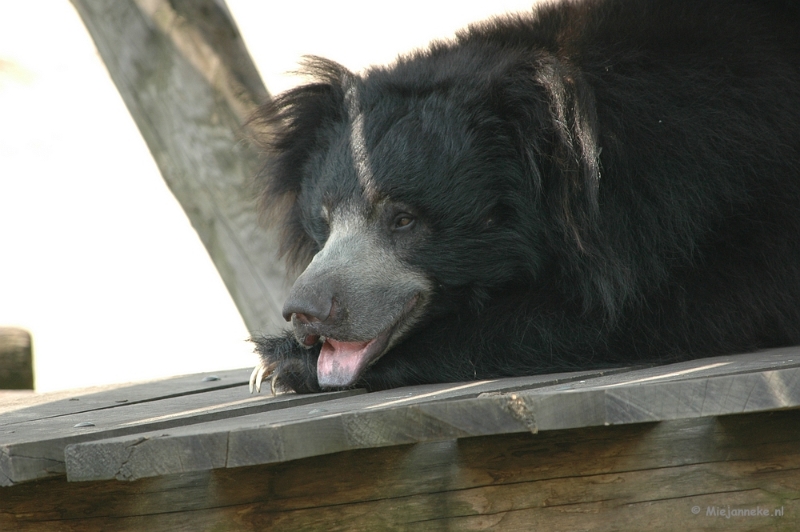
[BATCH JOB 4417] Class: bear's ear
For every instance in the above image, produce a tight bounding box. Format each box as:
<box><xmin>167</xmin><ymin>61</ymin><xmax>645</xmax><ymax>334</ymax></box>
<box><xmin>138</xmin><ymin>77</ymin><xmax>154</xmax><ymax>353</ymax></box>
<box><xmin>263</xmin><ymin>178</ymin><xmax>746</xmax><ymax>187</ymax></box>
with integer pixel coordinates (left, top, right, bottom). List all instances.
<box><xmin>249</xmin><ymin>57</ymin><xmax>352</xmax><ymax>271</ymax></box>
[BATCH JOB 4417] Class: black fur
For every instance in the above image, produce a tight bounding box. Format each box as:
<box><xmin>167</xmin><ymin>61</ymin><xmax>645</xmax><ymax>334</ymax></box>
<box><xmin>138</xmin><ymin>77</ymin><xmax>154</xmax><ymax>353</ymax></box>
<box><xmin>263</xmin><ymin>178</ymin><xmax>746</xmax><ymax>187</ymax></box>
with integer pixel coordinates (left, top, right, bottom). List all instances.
<box><xmin>251</xmin><ymin>0</ymin><xmax>800</xmax><ymax>393</ymax></box>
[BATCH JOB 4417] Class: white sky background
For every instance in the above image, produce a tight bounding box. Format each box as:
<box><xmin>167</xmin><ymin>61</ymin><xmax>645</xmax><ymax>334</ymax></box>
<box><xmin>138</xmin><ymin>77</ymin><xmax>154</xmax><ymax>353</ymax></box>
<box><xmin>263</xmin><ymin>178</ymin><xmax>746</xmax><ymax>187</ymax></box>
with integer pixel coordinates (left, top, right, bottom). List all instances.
<box><xmin>0</xmin><ymin>0</ymin><xmax>535</xmax><ymax>392</ymax></box>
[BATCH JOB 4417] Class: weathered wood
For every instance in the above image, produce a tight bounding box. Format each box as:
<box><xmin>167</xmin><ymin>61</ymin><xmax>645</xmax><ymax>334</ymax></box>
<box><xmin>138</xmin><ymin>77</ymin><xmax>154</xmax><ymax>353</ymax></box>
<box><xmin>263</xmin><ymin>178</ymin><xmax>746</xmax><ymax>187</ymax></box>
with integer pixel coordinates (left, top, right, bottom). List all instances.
<box><xmin>2</xmin><ymin>366</ymin><xmax>623</xmax><ymax>486</ymax></box>
<box><xmin>546</xmin><ymin>344</ymin><xmax>800</xmax><ymax>389</ymax></box>
<box><xmin>60</xmin><ymin>348</ymin><xmax>800</xmax><ymax>482</ymax></box>
<box><xmin>63</xmin><ymin>367</ymin><xmax>634</xmax><ymax>481</ymax></box>
<box><xmin>0</xmin><ymin>327</ymin><xmax>33</xmax><ymax>390</ymax></box>
<box><xmin>3</xmin><ymin>349</ymin><xmax>799</xmax><ymax>530</ymax></box>
<box><xmin>0</xmin><ymin>368</ymin><xmax>252</xmax><ymax>422</ymax></box>
<box><xmin>69</xmin><ymin>0</ymin><xmax>290</xmax><ymax>334</ymax></box>
<box><xmin>1</xmin><ymin>410</ymin><xmax>797</xmax><ymax>531</ymax></box>
<box><xmin>0</xmin><ymin>368</ymin><xmax>362</xmax><ymax>486</ymax></box>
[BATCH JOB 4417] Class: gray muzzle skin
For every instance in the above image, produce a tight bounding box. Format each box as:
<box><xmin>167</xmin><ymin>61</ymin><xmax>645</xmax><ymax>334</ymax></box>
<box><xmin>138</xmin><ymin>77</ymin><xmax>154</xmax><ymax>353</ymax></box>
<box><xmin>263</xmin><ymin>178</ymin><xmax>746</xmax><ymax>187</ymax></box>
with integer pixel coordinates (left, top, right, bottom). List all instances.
<box><xmin>282</xmin><ymin>215</ymin><xmax>431</xmax><ymax>348</ymax></box>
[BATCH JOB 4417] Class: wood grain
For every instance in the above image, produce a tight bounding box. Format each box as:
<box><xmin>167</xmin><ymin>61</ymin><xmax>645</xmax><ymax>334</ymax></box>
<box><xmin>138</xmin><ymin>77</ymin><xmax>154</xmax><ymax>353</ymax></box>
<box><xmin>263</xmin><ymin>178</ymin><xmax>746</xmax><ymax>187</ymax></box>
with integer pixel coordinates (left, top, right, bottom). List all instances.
<box><xmin>63</xmin><ymin>367</ymin><xmax>627</xmax><ymax>481</ymax></box>
<box><xmin>69</xmin><ymin>0</ymin><xmax>290</xmax><ymax>333</ymax></box>
<box><xmin>61</xmin><ymin>349</ymin><xmax>800</xmax><ymax>482</ymax></box>
<box><xmin>0</xmin><ymin>368</ymin><xmax>253</xmax><ymax>421</ymax></box>
<box><xmin>0</xmin><ymin>369</ymin><xmax>362</xmax><ymax>486</ymax></box>
<box><xmin>1</xmin><ymin>410</ymin><xmax>797</xmax><ymax>531</ymax></box>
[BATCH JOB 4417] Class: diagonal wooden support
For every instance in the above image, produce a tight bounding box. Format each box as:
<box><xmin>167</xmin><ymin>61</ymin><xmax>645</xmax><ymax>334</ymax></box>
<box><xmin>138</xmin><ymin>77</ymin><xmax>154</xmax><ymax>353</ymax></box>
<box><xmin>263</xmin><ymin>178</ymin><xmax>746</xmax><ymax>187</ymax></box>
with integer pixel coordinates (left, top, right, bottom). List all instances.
<box><xmin>70</xmin><ymin>0</ymin><xmax>289</xmax><ymax>334</ymax></box>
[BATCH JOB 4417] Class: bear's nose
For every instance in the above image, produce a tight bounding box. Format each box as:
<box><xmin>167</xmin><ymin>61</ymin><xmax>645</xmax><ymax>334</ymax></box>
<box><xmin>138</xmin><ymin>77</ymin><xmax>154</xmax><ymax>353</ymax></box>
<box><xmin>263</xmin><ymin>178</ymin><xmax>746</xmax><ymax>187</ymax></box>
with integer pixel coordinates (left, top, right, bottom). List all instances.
<box><xmin>282</xmin><ymin>294</ymin><xmax>333</xmax><ymax>324</ymax></box>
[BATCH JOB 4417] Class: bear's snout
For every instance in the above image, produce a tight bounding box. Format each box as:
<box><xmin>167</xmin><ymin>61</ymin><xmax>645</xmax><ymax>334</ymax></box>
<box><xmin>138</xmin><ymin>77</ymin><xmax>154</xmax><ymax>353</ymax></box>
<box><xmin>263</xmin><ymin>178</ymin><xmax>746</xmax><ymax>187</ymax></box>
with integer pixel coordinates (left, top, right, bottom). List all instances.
<box><xmin>282</xmin><ymin>291</ymin><xmax>333</xmax><ymax>324</ymax></box>
<box><xmin>282</xmin><ymin>274</ymin><xmax>342</xmax><ymax>345</ymax></box>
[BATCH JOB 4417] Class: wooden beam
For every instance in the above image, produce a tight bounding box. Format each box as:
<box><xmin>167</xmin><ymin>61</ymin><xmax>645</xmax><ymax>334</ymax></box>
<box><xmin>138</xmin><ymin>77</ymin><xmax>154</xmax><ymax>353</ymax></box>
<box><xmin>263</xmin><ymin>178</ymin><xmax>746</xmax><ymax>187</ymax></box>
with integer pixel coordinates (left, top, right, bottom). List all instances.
<box><xmin>60</xmin><ymin>348</ymin><xmax>800</xmax><ymax>482</ymax></box>
<box><xmin>0</xmin><ymin>328</ymin><xmax>33</xmax><ymax>390</ymax></box>
<box><xmin>0</xmin><ymin>368</ymin><xmax>362</xmax><ymax>486</ymax></box>
<box><xmin>0</xmin><ymin>368</ymin><xmax>252</xmax><ymax>421</ymax></box>
<box><xmin>1</xmin><ymin>410</ymin><xmax>797</xmax><ymax>531</ymax></box>
<box><xmin>2</xmin><ymin>367</ymin><xmax>624</xmax><ymax>485</ymax></box>
<box><xmin>68</xmin><ymin>0</ymin><xmax>290</xmax><ymax>334</ymax></box>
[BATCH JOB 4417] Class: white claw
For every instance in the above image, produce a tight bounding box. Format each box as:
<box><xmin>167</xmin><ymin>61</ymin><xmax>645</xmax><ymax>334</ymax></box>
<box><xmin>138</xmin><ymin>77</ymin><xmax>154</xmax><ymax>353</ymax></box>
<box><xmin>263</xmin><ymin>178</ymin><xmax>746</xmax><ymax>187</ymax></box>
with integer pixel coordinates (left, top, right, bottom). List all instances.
<box><xmin>249</xmin><ymin>361</ymin><xmax>277</xmax><ymax>395</ymax></box>
<box><xmin>257</xmin><ymin>364</ymin><xmax>268</xmax><ymax>393</ymax></box>
<box><xmin>249</xmin><ymin>365</ymin><xmax>260</xmax><ymax>394</ymax></box>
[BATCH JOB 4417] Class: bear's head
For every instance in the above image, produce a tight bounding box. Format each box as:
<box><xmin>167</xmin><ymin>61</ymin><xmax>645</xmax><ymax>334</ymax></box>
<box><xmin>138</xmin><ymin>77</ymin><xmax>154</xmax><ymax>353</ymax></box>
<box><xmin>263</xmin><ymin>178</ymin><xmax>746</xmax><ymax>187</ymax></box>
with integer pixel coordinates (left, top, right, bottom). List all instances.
<box><xmin>251</xmin><ymin>49</ymin><xmax>602</xmax><ymax>388</ymax></box>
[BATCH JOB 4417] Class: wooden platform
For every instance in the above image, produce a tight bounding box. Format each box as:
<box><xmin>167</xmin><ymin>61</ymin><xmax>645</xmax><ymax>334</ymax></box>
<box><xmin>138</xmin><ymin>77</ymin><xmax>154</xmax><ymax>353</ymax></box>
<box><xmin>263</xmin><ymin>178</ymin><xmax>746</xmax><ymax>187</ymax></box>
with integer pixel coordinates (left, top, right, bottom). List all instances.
<box><xmin>2</xmin><ymin>347</ymin><xmax>800</xmax><ymax>531</ymax></box>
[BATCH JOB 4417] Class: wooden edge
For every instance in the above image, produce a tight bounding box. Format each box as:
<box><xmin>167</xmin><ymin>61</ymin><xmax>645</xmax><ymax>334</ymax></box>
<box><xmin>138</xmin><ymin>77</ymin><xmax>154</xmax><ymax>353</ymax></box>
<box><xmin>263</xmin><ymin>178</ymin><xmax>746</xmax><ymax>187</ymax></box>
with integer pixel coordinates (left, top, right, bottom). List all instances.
<box><xmin>0</xmin><ymin>388</ymin><xmax>364</xmax><ymax>487</ymax></box>
<box><xmin>3</xmin><ymin>412</ymin><xmax>800</xmax><ymax>531</ymax></box>
<box><xmin>55</xmin><ymin>370</ymin><xmax>617</xmax><ymax>482</ymax></box>
<box><xmin>1</xmin><ymin>366</ymin><xmax>634</xmax><ymax>486</ymax></box>
<box><xmin>62</xmin><ymin>365</ymin><xmax>800</xmax><ymax>482</ymax></box>
<box><xmin>0</xmin><ymin>368</ymin><xmax>255</xmax><ymax>419</ymax></box>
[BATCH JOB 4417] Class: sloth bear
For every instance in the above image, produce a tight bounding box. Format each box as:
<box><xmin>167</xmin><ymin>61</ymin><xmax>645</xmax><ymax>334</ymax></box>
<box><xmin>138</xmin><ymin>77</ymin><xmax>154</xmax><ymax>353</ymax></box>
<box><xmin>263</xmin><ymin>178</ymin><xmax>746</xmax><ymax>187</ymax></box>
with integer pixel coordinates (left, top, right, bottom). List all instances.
<box><xmin>249</xmin><ymin>0</ymin><xmax>800</xmax><ymax>394</ymax></box>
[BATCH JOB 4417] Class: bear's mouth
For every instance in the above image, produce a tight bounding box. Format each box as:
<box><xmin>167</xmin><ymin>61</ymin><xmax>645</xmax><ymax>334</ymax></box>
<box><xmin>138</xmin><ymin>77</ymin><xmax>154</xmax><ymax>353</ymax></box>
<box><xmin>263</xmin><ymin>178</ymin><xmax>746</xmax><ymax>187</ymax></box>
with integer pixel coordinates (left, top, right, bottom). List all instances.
<box><xmin>316</xmin><ymin>294</ymin><xmax>420</xmax><ymax>388</ymax></box>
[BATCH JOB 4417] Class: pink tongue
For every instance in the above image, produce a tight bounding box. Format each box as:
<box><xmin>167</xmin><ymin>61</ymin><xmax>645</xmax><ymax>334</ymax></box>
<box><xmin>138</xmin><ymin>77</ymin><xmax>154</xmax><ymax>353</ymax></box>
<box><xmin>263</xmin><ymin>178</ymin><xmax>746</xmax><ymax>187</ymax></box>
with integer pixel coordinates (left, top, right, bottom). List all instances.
<box><xmin>317</xmin><ymin>338</ymin><xmax>374</xmax><ymax>388</ymax></box>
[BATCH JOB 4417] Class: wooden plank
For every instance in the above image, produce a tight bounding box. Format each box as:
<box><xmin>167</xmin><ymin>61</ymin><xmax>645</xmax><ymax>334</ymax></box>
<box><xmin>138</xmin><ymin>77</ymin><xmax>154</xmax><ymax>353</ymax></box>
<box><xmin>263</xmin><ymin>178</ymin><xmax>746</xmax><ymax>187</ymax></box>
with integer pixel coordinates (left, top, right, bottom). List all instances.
<box><xmin>64</xmin><ymin>367</ymin><xmax>628</xmax><ymax>481</ymax></box>
<box><xmin>0</xmin><ymin>368</ymin><xmax>254</xmax><ymax>422</ymax></box>
<box><xmin>325</xmin><ymin>368</ymin><xmax>800</xmax><ymax>451</ymax></box>
<box><xmin>0</xmin><ymin>378</ymin><xmax>362</xmax><ymax>486</ymax></box>
<box><xmin>0</xmin><ymin>327</ymin><xmax>33</xmax><ymax>390</ymax></box>
<box><xmin>539</xmin><ymin>345</ymin><xmax>800</xmax><ymax>390</ymax></box>
<box><xmin>356</xmin><ymin>358</ymin><xmax>800</xmax><ymax>442</ymax></box>
<box><xmin>62</xmin><ymin>349</ymin><xmax>800</xmax><ymax>482</ymax></box>
<box><xmin>2</xmin><ymin>366</ymin><xmax>624</xmax><ymax>486</ymax></box>
<box><xmin>1</xmin><ymin>410</ymin><xmax>798</xmax><ymax>531</ymax></box>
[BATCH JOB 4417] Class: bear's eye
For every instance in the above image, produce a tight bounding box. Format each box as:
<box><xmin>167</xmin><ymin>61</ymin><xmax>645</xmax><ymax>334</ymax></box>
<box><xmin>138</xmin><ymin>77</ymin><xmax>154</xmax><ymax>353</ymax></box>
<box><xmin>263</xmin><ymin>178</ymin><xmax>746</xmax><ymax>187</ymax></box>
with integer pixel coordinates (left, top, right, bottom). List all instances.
<box><xmin>392</xmin><ymin>213</ymin><xmax>416</xmax><ymax>231</ymax></box>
